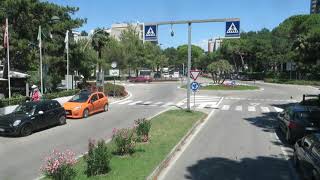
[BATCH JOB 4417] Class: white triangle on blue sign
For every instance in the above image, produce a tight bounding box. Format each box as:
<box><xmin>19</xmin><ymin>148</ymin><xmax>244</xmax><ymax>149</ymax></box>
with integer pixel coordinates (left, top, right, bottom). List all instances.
<box><xmin>227</xmin><ymin>23</ymin><xmax>239</xmax><ymax>33</ymax></box>
<box><xmin>146</xmin><ymin>27</ymin><xmax>156</xmax><ymax>37</ymax></box>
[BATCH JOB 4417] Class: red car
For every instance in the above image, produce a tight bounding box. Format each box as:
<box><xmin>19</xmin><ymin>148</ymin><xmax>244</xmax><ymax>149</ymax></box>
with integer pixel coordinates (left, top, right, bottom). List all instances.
<box><xmin>129</xmin><ymin>76</ymin><xmax>152</xmax><ymax>83</ymax></box>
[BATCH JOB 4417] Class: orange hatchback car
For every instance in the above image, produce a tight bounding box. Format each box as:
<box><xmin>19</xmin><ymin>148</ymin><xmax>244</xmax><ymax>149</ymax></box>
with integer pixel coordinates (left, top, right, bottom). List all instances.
<box><xmin>64</xmin><ymin>90</ymin><xmax>109</xmax><ymax>119</ymax></box>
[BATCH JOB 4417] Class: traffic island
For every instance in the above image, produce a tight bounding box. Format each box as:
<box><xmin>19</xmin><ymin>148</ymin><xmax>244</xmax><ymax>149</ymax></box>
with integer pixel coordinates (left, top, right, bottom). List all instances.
<box><xmin>63</xmin><ymin>110</ymin><xmax>206</xmax><ymax>180</ymax></box>
<box><xmin>181</xmin><ymin>84</ymin><xmax>260</xmax><ymax>90</ymax></box>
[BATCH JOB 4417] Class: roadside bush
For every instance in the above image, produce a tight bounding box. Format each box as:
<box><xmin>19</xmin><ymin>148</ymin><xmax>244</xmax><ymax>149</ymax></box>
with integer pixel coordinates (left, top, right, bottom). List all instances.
<box><xmin>103</xmin><ymin>83</ymin><xmax>127</xmax><ymax>97</ymax></box>
<box><xmin>42</xmin><ymin>89</ymin><xmax>80</xmax><ymax>100</ymax></box>
<box><xmin>85</xmin><ymin>139</ymin><xmax>111</xmax><ymax>177</ymax></box>
<box><xmin>112</xmin><ymin>128</ymin><xmax>135</xmax><ymax>155</ymax></box>
<box><xmin>41</xmin><ymin>149</ymin><xmax>77</xmax><ymax>180</ymax></box>
<box><xmin>134</xmin><ymin>118</ymin><xmax>151</xmax><ymax>142</ymax></box>
<box><xmin>0</xmin><ymin>96</ymin><xmax>26</xmax><ymax>108</ymax></box>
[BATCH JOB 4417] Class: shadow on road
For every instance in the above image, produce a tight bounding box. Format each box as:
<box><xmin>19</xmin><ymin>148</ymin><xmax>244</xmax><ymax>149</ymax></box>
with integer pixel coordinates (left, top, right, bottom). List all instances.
<box><xmin>184</xmin><ymin>156</ymin><xmax>297</xmax><ymax>180</ymax></box>
<box><xmin>185</xmin><ymin>157</ymin><xmax>296</xmax><ymax>180</ymax></box>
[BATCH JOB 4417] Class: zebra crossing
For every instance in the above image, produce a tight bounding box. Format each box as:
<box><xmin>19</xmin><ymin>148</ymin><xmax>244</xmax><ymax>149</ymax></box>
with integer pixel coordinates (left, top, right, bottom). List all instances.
<box><xmin>112</xmin><ymin>95</ymin><xmax>285</xmax><ymax>113</ymax></box>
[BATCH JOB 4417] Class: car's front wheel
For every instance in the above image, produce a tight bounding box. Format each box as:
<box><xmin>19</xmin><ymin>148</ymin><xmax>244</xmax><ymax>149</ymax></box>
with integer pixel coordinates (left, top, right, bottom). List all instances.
<box><xmin>20</xmin><ymin>124</ymin><xmax>33</xmax><ymax>136</ymax></box>
<box><xmin>83</xmin><ymin>109</ymin><xmax>89</xmax><ymax>118</ymax></box>
<box><xmin>59</xmin><ymin>115</ymin><xmax>66</xmax><ymax>125</ymax></box>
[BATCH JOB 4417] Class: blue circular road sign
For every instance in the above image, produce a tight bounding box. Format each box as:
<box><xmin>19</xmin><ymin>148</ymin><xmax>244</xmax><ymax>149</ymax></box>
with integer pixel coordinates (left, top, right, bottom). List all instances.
<box><xmin>190</xmin><ymin>81</ymin><xmax>200</xmax><ymax>92</ymax></box>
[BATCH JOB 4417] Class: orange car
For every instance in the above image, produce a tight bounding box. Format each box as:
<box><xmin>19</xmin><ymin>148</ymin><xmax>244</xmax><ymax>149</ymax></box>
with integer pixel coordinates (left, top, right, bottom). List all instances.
<box><xmin>64</xmin><ymin>90</ymin><xmax>109</xmax><ymax>119</ymax></box>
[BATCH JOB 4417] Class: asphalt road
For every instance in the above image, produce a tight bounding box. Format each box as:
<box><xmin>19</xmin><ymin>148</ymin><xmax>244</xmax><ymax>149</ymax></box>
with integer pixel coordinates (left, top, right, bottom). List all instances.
<box><xmin>161</xmin><ymin>79</ymin><xmax>320</xmax><ymax>180</ymax></box>
<box><xmin>0</xmin><ymin>80</ymin><xmax>319</xmax><ymax>180</ymax></box>
<box><xmin>0</xmin><ymin>82</ymin><xmax>185</xmax><ymax>180</ymax></box>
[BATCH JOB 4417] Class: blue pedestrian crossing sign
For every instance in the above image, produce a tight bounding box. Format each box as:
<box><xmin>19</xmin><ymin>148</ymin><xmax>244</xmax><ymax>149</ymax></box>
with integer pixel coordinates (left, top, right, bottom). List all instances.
<box><xmin>190</xmin><ymin>81</ymin><xmax>200</xmax><ymax>92</ymax></box>
<box><xmin>144</xmin><ymin>25</ymin><xmax>158</xmax><ymax>41</ymax></box>
<box><xmin>225</xmin><ymin>21</ymin><xmax>240</xmax><ymax>37</ymax></box>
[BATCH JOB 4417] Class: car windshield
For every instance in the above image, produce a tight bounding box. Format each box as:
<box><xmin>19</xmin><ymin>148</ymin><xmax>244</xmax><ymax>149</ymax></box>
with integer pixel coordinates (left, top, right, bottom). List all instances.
<box><xmin>14</xmin><ymin>103</ymin><xmax>37</xmax><ymax>115</ymax></box>
<box><xmin>298</xmin><ymin>111</ymin><xmax>320</xmax><ymax>122</ymax></box>
<box><xmin>69</xmin><ymin>93</ymin><xmax>90</xmax><ymax>102</ymax></box>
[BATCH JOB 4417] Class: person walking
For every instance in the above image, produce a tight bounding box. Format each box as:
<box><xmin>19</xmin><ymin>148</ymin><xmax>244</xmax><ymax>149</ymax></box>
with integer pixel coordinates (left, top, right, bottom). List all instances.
<box><xmin>30</xmin><ymin>85</ymin><xmax>41</xmax><ymax>102</ymax></box>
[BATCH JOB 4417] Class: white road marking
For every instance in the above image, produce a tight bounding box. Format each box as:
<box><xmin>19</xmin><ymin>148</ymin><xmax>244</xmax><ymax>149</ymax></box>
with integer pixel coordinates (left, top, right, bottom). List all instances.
<box><xmin>118</xmin><ymin>100</ymin><xmax>133</xmax><ymax>105</ymax></box>
<box><xmin>274</xmin><ymin>107</ymin><xmax>284</xmax><ymax>113</ymax></box>
<box><xmin>235</xmin><ymin>106</ymin><xmax>242</xmax><ymax>111</ymax></box>
<box><xmin>128</xmin><ymin>101</ymin><xmax>142</xmax><ymax>106</ymax></box>
<box><xmin>142</xmin><ymin>101</ymin><xmax>153</xmax><ymax>105</ymax></box>
<box><xmin>261</xmin><ymin>106</ymin><xmax>270</xmax><ymax>113</ymax></box>
<box><xmin>158</xmin><ymin>110</ymin><xmax>217</xmax><ymax>180</ymax></box>
<box><xmin>150</xmin><ymin>102</ymin><xmax>163</xmax><ymax>106</ymax></box>
<box><xmin>221</xmin><ymin>105</ymin><xmax>230</xmax><ymax>110</ymax></box>
<box><xmin>248</xmin><ymin>106</ymin><xmax>256</xmax><ymax>112</ymax></box>
<box><xmin>198</xmin><ymin>103</ymin><xmax>210</xmax><ymax>109</ymax></box>
<box><xmin>176</xmin><ymin>102</ymin><xmax>185</xmax><ymax>106</ymax></box>
<box><xmin>161</xmin><ymin>102</ymin><xmax>174</xmax><ymax>107</ymax></box>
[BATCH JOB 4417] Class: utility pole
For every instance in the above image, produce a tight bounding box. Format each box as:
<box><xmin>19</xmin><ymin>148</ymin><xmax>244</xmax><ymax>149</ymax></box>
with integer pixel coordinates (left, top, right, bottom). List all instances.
<box><xmin>187</xmin><ymin>23</ymin><xmax>192</xmax><ymax>110</ymax></box>
<box><xmin>38</xmin><ymin>25</ymin><xmax>44</xmax><ymax>94</ymax></box>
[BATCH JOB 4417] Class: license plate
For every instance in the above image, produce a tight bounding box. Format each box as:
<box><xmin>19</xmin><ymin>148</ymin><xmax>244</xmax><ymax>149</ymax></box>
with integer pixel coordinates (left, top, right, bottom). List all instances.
<box><xmin>66</xmin><ymin>111</ymin><xmax>70</xmax><ymax>115</ymax></box>
<box><xmin>0</xmin><ymin>128</ymin><xmax>4</xmax><ymax>132</ymax></box>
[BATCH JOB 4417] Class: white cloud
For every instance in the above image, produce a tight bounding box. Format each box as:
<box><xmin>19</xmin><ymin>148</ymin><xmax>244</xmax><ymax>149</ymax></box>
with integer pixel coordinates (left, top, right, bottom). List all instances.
<box><xmin>195</xmin><ymin>39</ymin><xmax>208</xmax><ymax>51</ymax></box>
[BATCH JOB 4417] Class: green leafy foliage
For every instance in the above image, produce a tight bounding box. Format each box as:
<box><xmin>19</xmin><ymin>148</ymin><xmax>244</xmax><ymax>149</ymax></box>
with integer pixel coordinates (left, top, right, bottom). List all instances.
<box><xmin>112</xmin><ymin>128</ymin><xmax>136</xmax><ymax>155</ymax></box>
<box><xmin>85</xmin><ymin>139</ymin><xmax>111</xmax><ymax>177</ymax></box>
<box><xmin>134</xmin><ymin>118</ymin><xmax>151</xmax><ymax>142</ymax></box>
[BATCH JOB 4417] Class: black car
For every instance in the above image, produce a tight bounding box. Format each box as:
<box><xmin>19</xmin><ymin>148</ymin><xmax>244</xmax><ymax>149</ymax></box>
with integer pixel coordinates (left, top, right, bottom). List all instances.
<box><xmin>294</xmin><ymin>133</ymin><xmax>320</xmax><ymax>180</ymax></box>
<box><xmin>278</xmin><ymin>105</ymin><xmax>320</xmax><ymax>144</ymax></box>
<box><xmin>0</xmin><ymin>100</ymin><xmax>66</xmax><ymax>136</ymax></box>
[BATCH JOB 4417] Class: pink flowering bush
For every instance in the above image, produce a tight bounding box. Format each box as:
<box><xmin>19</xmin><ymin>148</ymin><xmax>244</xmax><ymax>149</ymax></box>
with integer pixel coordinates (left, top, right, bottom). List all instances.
<box><xmin>41</xmin><ymin>149</ymin><xmax>77</xmax><ymax>180</ymax></box>
<box><xmin>134</xmin><ymin>118</ymin><xmax>151</xmax><ymax>142</ymax></box>
<box><xmin>112</xmin><ymin>128</ymin><xmax>135</xmax><ymax>155</ymax></box>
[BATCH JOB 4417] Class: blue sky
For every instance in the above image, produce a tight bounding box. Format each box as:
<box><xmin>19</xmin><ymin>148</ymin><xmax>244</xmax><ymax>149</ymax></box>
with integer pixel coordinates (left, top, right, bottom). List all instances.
<box><xmin>48</xmin><ymin>0</ymin><xmax>310</xmax><ymax>50</ymax></box>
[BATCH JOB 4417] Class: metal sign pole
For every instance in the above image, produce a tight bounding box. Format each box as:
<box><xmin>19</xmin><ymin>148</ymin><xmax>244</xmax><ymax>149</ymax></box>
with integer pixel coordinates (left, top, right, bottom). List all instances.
<box><xmin>194</xmin><ymin>90</ymin><xmax>196</xmax><ymax>110</ymax></box>
<box><xmin>187</xmin><ymin>22</ymin><xmax>192</xmax><ymax>111</ymax></box>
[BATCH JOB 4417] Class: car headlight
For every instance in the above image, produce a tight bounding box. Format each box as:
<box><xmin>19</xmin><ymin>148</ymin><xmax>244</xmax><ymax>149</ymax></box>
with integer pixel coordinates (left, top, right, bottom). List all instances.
<box><xmin>73</xmin><ymin>106</ymin><xmax>82</xmax><ymax>110</ymax></box>
<box><xmin>13</xmin><ymin>120</ymin><xmax>21</xmax><ymax>127</ymax></box>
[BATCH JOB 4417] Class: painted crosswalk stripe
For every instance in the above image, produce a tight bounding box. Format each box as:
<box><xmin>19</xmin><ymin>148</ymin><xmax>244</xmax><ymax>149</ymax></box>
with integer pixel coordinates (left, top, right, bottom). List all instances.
<box><xmin>261</xmin><ymin>107</ymin><xmax>270</xmax><ymax>113</ymax></box>
<box><xmin>248</xmin><ymin>106</ymin><xmax>256</xmax><ymax>112</ymax></box>
<box><xmin>198</xmin><ymin>103</ymin><xmax>210</xmax><ymax>109</ymax></box>
<box><xmin>150</xmin><ymin>102</ymin><xmax>163</xmax><ymax>106</ymax></box>
<box><xmin>142</xmin><ymin>101</ymin><xmax>152</xmax><ymax>105</ymax></box>
<box><xmin>221</xmin><ymin>105</ymin><xmax>230</xmax><ymax>110</ymax></box>
<box><xmin>235</xmin><ymin>106</ymin><xmax>242</xmax><ymax>111</ymax></box>
<box><xmin>274</xmin><ymin>107</ymin><xmax>284</xmax><ymax>113</ymax></box>
<box><xmin>118</xmin><ymin>100</ymin><xmax>133</xmax><ymax>105</ymax></box>
<box><xmin>176</xmin><ymin>102</ymin><xmax>185</xmax><ymax>106</ymax></box>
<box><xmin>161</xmin><ymin>102</ymin><xmax>174</xmax><ymax>107</ymax></box>
<box><xmin>128</xmin><ymin>101</ymin><xmax>142</xmax><ymax>106</ymax></box>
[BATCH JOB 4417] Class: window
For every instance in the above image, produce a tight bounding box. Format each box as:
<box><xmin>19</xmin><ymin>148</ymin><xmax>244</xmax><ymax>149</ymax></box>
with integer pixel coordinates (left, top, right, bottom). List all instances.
<box><xmin>98</xmin><ymin>93</ymin><xmax>104</xmax><ymax>99</ymax></box>
<box><xmin>91</xmin><ymin>94</ymin><xmax>98</xmax><ymax>102</ymax></box>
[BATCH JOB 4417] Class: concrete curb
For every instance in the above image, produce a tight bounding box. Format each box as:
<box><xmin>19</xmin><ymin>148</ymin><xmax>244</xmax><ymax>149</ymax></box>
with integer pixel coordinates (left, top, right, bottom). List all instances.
<box><xmin>146</xmin><ymin>112</ymin><xmax>208</xmax><ymax>180</ymax></box>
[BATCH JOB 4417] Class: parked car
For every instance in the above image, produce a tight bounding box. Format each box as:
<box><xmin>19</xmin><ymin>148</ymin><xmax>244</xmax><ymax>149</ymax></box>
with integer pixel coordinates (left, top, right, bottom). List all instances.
<box><xmin>163</xmin><ymin>73</ymin><xmax>170</xmax><ymax>78</ymax></box>
<box><xmin>0</xmin><ymin>100</ymin><xmax>66</xmax><ymax>136</ymax></box>
<box><xmin>300</xmin><ymin>94</ymin><xmax>320</xmax><ymax>107</ymax></box>
<box><xmin>64</xmin><ymin>91</ymin><xmax>109</xmax><ymax>119</ymax></box>
<box><xmin>278</xmin><ymin>104</ymin><xmax>320</xmax><ymax>144</ymax></box>
<box><xmin>129</xmin><ymin>76</ymin><xmax>152</xmax><ymax>83</ymax></box>
<box><xmin>294</xmin><ymin>133</ymin><xmax>320</xmax><ymax>180</ymax></box>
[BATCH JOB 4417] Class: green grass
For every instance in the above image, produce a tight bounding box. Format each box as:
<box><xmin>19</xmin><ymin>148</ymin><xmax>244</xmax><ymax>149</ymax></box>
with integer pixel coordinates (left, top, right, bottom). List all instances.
<box><xmin>264</xmin><ymin>78</ymin><xmax>320</xmax><ymax>86</ymax></box>
<box><xmin>182</xmin><ymin>84</ymin><xmax>259</xmax><ymax>90</ymax></box>
<box><xmin>71</xmin><ymin>110</ymin><xmax>206</xmax><ymax>180</ymax></box>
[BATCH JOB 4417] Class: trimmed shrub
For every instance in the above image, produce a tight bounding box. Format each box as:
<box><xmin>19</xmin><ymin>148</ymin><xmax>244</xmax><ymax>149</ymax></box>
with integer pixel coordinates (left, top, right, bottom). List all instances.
<box><xmin>41</xmin><ymin>149</ymin><xmax>77</xmax><ymax>180</ymax></box>
<box><xmin>112</xmin><ymin>128</ymin><xmax>135</xmax><ymax>155</ymax></box>
<box><xmin>85</xmin><ymin>139</ymin><xmax>111</xmax><ymax>177</ymax></box>
<box><xmin>103</xmin><ymin>83</ymin><xmax>127</xmax><ymax>97</ymax></box>
<box><xmin>134</xmin><ymin>118</ymin><xmax>151</xmax><ymax>142</ymax></box>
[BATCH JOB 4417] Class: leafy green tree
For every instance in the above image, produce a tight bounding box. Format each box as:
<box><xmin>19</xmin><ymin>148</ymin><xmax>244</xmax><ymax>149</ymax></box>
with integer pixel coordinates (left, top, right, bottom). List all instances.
<box><xmin>177</xmin><ymin>45</ymin><xmax>204</xmax><ymax>69</ymax></box>
<box><xmin>0</xmin><ymin>0</ymin><xmax>85</xmax><ymax>90</ymax></box>
<box><xmin>207</xmin><ymin>60</ymin><xmax>233</xmax><ymax>84</ymax></box>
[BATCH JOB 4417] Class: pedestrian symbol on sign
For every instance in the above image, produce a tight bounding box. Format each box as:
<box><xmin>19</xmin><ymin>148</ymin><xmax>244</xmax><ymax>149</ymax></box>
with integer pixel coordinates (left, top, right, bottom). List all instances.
<box><xmin>226</xmin><ymin>23</ymin><xmax>239</xmax><ymax>34</ymax></box>
<box><xmin>146</xmin><ymin>27</ymin><xmax>156</xmax><ymax>37</ymax></box>
<box><xmin>225</xmin><ymin>21</ymin><xmax>240</xmax><ymax>37</ymax></box>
